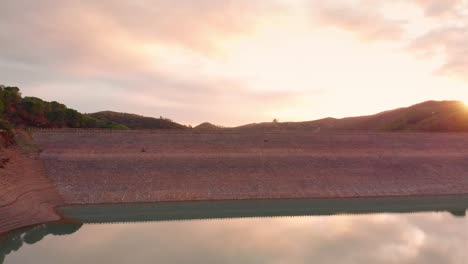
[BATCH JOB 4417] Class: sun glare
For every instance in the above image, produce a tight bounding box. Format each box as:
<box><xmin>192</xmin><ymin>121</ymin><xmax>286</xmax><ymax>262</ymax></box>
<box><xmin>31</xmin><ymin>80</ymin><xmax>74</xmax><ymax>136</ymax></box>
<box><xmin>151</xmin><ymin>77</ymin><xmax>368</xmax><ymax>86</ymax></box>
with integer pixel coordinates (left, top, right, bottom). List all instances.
<box><xmin>463</xmin><ymin>100</ymin><xmax>468</xmax><ymax>109</ymax></box>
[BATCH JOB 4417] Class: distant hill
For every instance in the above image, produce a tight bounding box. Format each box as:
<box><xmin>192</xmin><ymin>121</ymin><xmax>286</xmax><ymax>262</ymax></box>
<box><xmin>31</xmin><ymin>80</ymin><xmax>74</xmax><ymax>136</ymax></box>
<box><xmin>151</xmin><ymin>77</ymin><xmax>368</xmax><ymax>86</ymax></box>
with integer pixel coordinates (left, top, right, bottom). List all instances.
<box><xmin>3</xmin><ymin>84</ymin><xmax>468</xmax><ymax>133</ymax></box>
<box><xmin>330</xmin><ymin>100</ymin><xmax>468</xmax><ymax>132</ymax></box>
<box><xmin>87</xmin><ymin>111</ymin><xmax>187</xmax><ymax>129</ymax></box>
<box><xmin>194</xmin><ymin>122</ymin><xmax>221</xmax><ymax>130</ymax></box>
<box><xmin>0</xmin><ymin>85</ymin><xmax>185</xmax><ymax>134</ymax></box>
<box><xmin>234</xmin><ymin>101</ymin><xmax>468</xmax><ymax>132</ymax></box>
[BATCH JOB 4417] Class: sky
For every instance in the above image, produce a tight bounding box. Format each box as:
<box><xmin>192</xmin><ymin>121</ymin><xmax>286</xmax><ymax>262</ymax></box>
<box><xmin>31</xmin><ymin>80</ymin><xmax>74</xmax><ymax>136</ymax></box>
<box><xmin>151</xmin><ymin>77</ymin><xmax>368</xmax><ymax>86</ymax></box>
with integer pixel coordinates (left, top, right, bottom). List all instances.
<box><xmin>1</xmin><ymin>0</ymin><xmax>468</xmax><ymax>126</ymax></box>
<box><xmin>6</xmin><ymin>213</ymin><xmax>468</xmax><ymax>263</ymax></box>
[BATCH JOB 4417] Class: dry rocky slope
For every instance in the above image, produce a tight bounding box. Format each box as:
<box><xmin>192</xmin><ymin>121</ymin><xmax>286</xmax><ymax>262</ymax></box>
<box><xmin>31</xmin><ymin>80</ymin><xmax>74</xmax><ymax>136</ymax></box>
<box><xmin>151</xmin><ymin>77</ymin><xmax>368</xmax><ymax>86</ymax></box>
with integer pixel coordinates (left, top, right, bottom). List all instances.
<box><xmin>33</xmin><ymin>130</ymin><xmax>468</xmax><ymax>204</ymax></box>
<box><xmin>0</xmin><ymin>132</ymin><xmax>63</xmax><ymax>234</ymax></box>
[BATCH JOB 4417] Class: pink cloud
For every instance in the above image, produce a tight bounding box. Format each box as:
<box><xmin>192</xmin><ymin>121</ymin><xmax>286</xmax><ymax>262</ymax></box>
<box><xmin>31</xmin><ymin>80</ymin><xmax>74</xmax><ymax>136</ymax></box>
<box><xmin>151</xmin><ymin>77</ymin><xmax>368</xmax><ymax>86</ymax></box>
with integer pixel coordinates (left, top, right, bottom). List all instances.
<box><xmin>310</xmin><ymin>1</ymin><xmax>406</xmax><ymax>41</ymax></box>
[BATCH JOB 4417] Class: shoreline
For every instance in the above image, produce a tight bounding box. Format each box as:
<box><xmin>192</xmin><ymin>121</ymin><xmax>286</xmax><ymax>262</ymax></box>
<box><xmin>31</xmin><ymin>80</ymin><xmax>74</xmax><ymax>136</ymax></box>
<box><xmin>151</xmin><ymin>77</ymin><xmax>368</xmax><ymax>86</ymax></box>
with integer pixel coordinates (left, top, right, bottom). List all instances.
<box><xmin>2</xmin><ymin>130</ymin><xmax>468</xmax><ymax>234</ymax></box>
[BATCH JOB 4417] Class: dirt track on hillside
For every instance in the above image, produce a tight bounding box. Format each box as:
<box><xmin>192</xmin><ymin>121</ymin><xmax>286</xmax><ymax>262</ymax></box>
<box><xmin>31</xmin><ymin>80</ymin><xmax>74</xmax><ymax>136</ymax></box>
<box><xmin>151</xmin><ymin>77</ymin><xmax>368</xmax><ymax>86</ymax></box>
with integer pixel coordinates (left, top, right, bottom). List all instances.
<box><xmin>33</xmin><ymin>130</ymin><xmax>468</xmax><ymax>204</ymax></box>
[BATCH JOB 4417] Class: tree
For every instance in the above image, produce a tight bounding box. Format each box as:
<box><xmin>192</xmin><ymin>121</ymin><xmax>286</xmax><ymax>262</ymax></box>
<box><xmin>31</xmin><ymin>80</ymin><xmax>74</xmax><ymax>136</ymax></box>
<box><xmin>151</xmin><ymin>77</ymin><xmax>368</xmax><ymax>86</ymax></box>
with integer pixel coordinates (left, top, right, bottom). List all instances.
<box><xmin>46</xmin><ymin>101</ymin><xmax>67</xmax><ymax>127</ymax></box>
<box><xmin>0</xmin><ymin>84</ymin><xmax>130</xmax><ymax>129</ymax></box>
<box><xmin>19</xmin><ymin>97</ymin><xmax>48</xmax><ymax>126</ymax></box>
<box><xmin>0</xmin><ymin>100</ymin><xmax>4</xmax><ymax>115</ymax></box>
<box><xmin>65</xmin><ymin>109</ymin><xmax>82</xmax><ymax>127</ymax></box>
<box><xmin>0</xmin><ymin>86</ymin><xmax>21</xmax><ymax>114</ymax></box>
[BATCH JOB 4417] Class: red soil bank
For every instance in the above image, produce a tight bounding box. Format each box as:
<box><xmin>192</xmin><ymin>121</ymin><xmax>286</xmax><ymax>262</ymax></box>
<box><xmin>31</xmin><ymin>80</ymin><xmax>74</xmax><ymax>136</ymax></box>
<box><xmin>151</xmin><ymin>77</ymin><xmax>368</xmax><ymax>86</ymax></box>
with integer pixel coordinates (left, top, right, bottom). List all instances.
<box><xmin>33</xmin><ymin>130</ymin><xmax>468</xmax><ymax>204</ymax></box>
<box><xmin>0</xmin><ymin>145</ymin><xmax>63</xmax><ymax>234</ymax></box>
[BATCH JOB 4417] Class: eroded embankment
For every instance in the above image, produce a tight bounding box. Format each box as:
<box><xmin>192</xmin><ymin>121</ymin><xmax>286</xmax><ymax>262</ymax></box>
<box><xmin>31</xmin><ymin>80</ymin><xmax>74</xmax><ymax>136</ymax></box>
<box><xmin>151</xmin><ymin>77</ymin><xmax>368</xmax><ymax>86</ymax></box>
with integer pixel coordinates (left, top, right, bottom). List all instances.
<box><xmin>0</xmin><ymin>132</ymin><xmax>63</xmax><ymax>234</ymax></box>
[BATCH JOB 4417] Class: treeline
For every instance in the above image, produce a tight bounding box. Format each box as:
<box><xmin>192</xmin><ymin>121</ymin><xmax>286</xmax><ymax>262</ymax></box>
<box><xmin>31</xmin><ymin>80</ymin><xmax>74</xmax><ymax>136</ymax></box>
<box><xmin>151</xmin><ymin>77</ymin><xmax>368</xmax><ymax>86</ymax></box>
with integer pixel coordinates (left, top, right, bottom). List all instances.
<box><xmin>88</xmin><ymin>111</ymin><xmax>188</xmax><ymax>129</ymax></box>
<box><xmin>0</xmin><ymin>85</ymin><xmax>128</xmax><ymax>131</ymax></box>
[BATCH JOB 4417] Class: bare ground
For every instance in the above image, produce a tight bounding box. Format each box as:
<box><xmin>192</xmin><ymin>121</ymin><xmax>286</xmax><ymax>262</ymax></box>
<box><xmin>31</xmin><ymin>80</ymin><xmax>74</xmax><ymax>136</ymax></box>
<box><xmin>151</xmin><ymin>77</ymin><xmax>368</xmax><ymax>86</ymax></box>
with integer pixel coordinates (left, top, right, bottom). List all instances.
<box><xmin>32</xmin><ymin>130</ymin><xmax>468</xmax><ymax>204</ymax></box>
<box><xmin>0</xmin><ymin>141</ymin><xmax>63</xmax><ymax>234</ymax></box>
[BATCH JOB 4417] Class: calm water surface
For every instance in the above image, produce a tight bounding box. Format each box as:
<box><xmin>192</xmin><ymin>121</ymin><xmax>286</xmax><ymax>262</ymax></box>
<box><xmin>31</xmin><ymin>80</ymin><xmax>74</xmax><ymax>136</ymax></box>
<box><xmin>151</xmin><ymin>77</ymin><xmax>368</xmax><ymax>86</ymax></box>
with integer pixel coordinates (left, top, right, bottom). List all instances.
<box><xmin>2</xmin><ymin>211</ymin><xmax>467</xmax><ymax>264</ymax></box>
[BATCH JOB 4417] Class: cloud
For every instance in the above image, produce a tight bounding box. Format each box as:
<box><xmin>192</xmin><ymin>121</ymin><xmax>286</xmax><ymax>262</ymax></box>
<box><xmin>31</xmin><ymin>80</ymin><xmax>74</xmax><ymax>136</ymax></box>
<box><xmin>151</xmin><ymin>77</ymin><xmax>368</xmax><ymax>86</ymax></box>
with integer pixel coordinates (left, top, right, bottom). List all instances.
<box><xmin>410</xmin><ymin>26</ymin><xmax>468</xmax><ymax>79</ymax></box>
<box><xmin>1</xmin><ymin>0</ymin><xmax>468</xmax><ymax>125</ymax></box>
<box><xmin>405</xmin><ymin>0</ymin><xmax>468</xmax><ymax>80</ymax></box>
<box><xmin>85</xmin><ymin>0</ymin><xmax>282</xmax><ymax>54</ymax></box>
<box><xmin>304</xmin><ymin>0</ymin><xmax>468</xmax><ymax>82</ymax></box>
<box><xmin>0</xmin><ymin>0</ymin><xmax>297</xmax><ymax>126</ymax></box>
<box><xmin>310</xmin><ymin>1</ymin><xmax>406</xmax><ymax>41</ymax></box>
<box><xmin>0</xmin><ymin>0</ymin><xmax>281</xmax><ymax>75</ymax></box>
<box><xmin>414</xmin><ymin>0</ymin><xmax>465</xmax><ymax>18</ymax></box>
<box><xmin>0</xmin><ymin>0</ymin><xmax>281</xmax><ymax>67</ymax></box>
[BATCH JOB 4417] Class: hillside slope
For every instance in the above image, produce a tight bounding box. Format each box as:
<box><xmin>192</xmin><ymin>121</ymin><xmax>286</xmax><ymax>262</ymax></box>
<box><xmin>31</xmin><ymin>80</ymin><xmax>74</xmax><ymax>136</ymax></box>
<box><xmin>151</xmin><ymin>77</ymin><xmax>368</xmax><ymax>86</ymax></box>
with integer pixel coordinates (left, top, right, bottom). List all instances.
<box><xmin>194</xmin><ymin>122</ymin><xmax>221</xmax><ymax>130</ymax></box>
<box><xmin>235</xmin><ymin>101</ymin><xmax>468</xmax><ymax>132</ymax></box>
<box><xmin>0</xmin><ymin>85</ymin><xmax>128</xmax><ymax>130</ymax></box>
<box><xmin>3</xmin><ymin>84</ymin><xmax>467</xmax><ymax>132</ymax></box>
<box><xmin>87</xmin><ymin>111</ymin><xmax>187</xmax><ymax>129</ymax></box>
<box><xmin>332</xmin><ymin>100</ymin><xmax>468</xmax><ymax>131</ymax></box>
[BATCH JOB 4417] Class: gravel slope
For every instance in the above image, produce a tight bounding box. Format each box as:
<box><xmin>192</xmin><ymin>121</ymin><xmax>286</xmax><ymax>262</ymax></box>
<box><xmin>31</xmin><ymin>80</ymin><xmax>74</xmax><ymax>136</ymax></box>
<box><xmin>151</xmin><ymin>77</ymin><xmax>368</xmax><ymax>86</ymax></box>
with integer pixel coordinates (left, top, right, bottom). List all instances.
<box><xmin>33</xmin><ymin>130</ymin><xmax>468</xmax><ymax>204</ymax></box>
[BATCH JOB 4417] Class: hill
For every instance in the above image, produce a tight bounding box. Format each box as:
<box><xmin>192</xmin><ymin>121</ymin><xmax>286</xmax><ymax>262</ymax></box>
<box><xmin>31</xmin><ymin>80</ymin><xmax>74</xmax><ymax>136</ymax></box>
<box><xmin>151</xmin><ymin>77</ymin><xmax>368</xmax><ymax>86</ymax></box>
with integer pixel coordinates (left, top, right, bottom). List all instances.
<box><xmin>87</xmin><ymin>111</ymin><xmax>187</xmax><ymax>129</ymax></box>
<box><xmin>331</xmin><ymin>100</ymin><xmax>468</xmax><ymax>131</ymax></box>
<box><xmin>0</xmin><ymin>85</ymin><xmax>127</xmax><ymax>132</ymax></box>
<box><xmin>2</xmin><ymin>84</ymin><xmax>468</xmax><ymax>134</ymax></box>
<box><xmin>194</xmin><ymin>122</ymin><xmax>221</xmax><ymax>130</ymax></box>
<box><xmin>234</xmin><ymin>101</ymin><xmax>468</xmax><ymax>132</ymax></box>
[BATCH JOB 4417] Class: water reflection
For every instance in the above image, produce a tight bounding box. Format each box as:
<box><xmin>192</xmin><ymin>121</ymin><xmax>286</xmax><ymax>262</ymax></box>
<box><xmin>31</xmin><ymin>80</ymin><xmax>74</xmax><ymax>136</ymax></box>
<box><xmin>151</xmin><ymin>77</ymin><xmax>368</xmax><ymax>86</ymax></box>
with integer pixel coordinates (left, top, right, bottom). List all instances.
<box><xmin>60</xmin><ymin>195</ymin><xmax>468</xmax><ymax>223</ymax></box>
<box><xmin>0</xmin><ymin>223</ymin><xmax>82</xmax><ymax>264</ymax></box>
<box><xmin>3</xmin><ymin>212</ymin><xmax>468</xmax><ymax>264</ymax></box>
<box><xmin>1</xmin><ymin>195</ymin><xmax>468</xmax><ymax>263</ymax></box>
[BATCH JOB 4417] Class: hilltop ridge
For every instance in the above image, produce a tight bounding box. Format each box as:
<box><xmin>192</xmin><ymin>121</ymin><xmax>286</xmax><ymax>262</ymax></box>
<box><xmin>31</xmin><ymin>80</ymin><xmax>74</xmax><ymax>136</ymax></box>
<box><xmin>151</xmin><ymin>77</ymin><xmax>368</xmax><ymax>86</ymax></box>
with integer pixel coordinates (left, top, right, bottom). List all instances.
<box><xmin>87</xmin><ymin>111</ymin><xmax>187</xmax><ymax>129</ymax></box>
<box><xmin>194</xmin><ymin>122</ymin><xmax>222</xmax><ymax>130</ymax></box>
<box><xmin>234</xmin><ymin>100</ymin><xmax>468</xmax><ymax>132</ymax></box>
<box><xmin>2</xmin><ymin>84</ymin><xmax>468</xmax><ymax>134</ymax></box>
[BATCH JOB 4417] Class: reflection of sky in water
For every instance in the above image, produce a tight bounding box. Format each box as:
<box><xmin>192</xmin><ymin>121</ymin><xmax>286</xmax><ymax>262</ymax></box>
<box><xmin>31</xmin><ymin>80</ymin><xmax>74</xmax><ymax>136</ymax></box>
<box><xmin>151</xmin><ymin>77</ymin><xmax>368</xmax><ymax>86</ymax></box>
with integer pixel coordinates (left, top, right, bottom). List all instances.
<box><xmin>4</xmin><ymin>212</ymin><xmax>468</xmax><ymax>263</ymax></box>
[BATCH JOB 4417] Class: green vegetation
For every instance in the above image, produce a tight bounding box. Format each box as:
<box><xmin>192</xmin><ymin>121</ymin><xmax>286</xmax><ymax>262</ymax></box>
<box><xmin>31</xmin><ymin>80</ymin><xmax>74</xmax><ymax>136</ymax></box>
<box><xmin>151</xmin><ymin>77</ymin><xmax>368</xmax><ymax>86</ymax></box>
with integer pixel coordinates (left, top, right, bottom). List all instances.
<box><xmin>87</xmin><ymin>111</ymin><xmax>187</xmax><ymax>129</ymax></box>
<box><xmin>0</xmin><ymin>86</ymin><xmax>15</xmax><ymax>145</ymax></box>
<box><xmin>2</xmin><ymin>84</ymin><xmax>467</xmax><ymax>133</ymax></box>
<box><xmin>0</xmin><ymin>84</ymin><xmax>189</xmax><ymax>135</ymax></box>
<box><xmin>0</xmin><ymin>85</ymin><xmax>127</xmax><ymax>130</ymax></box>
<box><xmin>0</xmin><ymin>119</ymin><xmax>12</xmax><ymax>131</ymax></box>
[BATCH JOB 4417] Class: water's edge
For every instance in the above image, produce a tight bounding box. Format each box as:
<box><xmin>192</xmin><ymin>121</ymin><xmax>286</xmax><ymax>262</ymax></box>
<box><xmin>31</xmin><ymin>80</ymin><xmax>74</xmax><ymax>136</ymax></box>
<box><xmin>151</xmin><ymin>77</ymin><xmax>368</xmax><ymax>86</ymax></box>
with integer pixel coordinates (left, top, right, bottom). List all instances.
<box><xmin>59</xmin><ymin>195</ymin><xmax>468</xmax><ymax>223</ymax></box>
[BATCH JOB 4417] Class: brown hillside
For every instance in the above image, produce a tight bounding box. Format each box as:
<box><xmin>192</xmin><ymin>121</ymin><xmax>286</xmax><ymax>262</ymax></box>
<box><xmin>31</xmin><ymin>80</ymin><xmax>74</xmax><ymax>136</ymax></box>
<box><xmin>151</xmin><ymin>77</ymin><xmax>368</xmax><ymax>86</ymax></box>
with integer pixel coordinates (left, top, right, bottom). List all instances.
<box><xmin>87</xmin><ymin>111</ymin><xmax>187</xmax><ymax>129</ymax></box>
<box><xmin>234</xmin><ymin>101</ymin><xmax>468</xmax><ymax>132</ymax></box>
<box><xmin>194</xmin><ymin>122</ymin><xmax>221</xmax><ymax>130</ymax></box>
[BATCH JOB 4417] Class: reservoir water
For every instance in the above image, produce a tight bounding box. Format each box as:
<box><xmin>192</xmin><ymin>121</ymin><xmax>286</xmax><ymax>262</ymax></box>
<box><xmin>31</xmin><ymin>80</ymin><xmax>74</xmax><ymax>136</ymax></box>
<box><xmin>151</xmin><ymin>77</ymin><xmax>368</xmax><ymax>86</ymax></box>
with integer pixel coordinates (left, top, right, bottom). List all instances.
<box><xmin>2</xmin><ymin>198</ymin><xmax>468</xmax><ymax>263</ymax></box>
